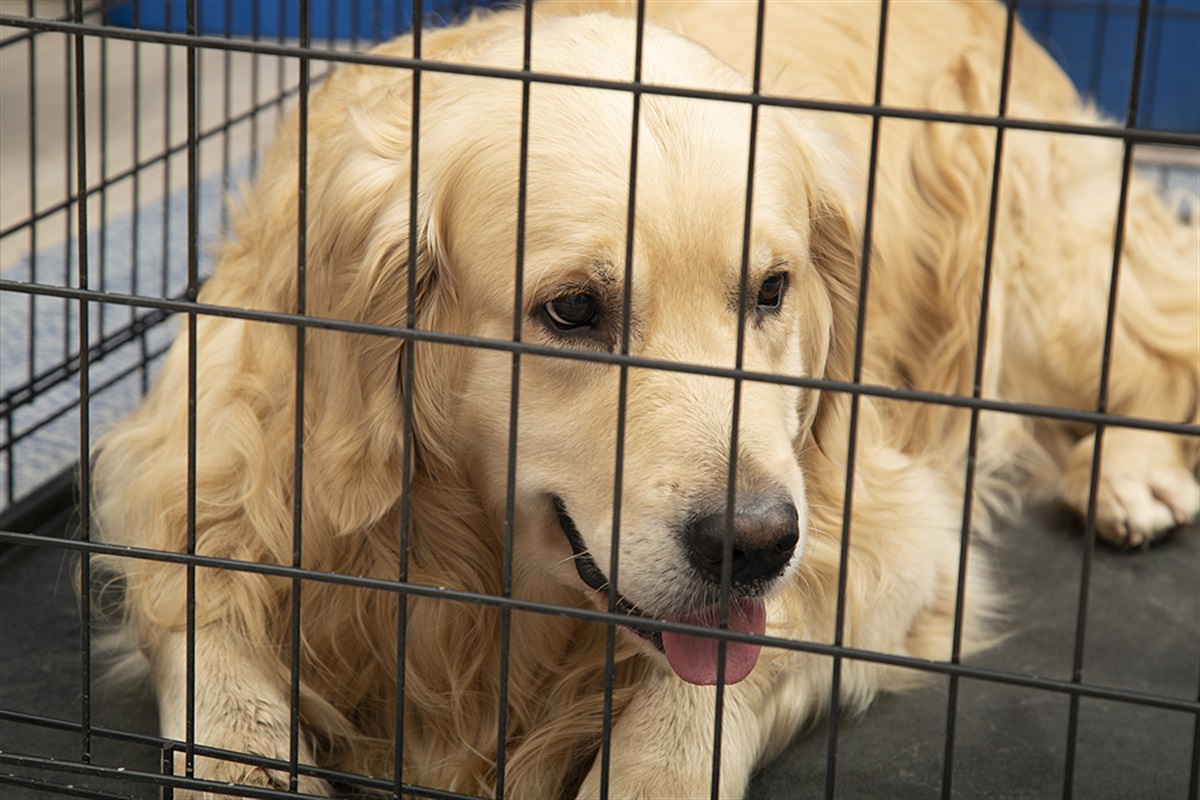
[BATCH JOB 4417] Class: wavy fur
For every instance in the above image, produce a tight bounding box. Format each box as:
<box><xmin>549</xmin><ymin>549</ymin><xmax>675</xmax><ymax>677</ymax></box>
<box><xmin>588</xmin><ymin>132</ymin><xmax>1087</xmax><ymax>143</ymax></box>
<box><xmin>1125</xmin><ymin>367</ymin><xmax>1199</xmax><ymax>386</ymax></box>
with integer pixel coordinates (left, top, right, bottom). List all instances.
<box><xmin>93</xmin><ymin>2</ymin><xmax>1198</xmax><ymax>797</ymax></box>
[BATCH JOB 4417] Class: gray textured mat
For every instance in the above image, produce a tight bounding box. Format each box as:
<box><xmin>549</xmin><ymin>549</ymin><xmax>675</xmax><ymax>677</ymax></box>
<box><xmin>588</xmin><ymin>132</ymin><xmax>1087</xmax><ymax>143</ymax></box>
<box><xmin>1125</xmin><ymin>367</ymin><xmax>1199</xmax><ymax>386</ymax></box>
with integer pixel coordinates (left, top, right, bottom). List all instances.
<box><xmin>2</xmin><ymin>501</ymin><xmax>1196</xmax><ymax>799</ymax></box>
<box><xmin>749</xmin><ymin>506</ymin><xmax>1199</xmax><ymax>799</ymax></box>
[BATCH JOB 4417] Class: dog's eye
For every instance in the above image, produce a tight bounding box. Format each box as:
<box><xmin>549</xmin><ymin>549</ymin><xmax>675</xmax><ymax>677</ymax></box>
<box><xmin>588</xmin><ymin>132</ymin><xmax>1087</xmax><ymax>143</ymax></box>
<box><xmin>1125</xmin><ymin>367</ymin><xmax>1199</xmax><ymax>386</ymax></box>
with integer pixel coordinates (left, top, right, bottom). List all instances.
<box><xmin>544</xmin><ymin>292</ymin><xmax>600</xmax><ymax>331</ymax></box>
<box><xmin>757</xmin><ymin>273</ymin><xmax>787</xmax><ymax>310</ymax></box>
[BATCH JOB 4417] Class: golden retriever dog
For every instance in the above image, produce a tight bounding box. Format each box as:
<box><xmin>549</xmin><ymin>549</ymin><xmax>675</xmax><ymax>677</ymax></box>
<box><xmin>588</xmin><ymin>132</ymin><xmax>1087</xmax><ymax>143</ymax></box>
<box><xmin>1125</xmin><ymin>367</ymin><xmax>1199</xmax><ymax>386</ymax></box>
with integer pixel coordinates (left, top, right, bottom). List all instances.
<box><xmin>92</xmin><ymin>1</ymin><xmax>1199</xmax><ymax>797</ymax></box>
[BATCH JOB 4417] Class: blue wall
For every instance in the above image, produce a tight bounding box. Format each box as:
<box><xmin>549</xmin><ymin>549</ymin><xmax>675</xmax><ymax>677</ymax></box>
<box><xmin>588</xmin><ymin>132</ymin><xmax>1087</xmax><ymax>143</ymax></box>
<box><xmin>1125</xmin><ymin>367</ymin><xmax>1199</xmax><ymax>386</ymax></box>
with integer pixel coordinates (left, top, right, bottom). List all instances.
<box><xmin>106</xmin><ymin>0</ymin><xmax>500</xmax><ymax>42</ymax></box>
<box><xmin>1017</xmin><ymin>0</ymin><xmax>1199</xmax><ymax>132</ymax></box>
<box><xmin>107</xmin><ymin>1</ymin><xmax>1199</xmax><ymax>133</ymax></box>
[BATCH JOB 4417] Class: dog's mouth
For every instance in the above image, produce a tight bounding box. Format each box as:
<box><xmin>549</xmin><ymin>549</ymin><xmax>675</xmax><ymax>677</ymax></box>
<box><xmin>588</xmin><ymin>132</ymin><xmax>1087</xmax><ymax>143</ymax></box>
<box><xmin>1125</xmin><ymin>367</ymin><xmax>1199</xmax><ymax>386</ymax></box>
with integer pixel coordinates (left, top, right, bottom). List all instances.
<box><xmin>552</xmin><ymin>497</ymin><xmax>768</xmax><ymax>686</ymax></box>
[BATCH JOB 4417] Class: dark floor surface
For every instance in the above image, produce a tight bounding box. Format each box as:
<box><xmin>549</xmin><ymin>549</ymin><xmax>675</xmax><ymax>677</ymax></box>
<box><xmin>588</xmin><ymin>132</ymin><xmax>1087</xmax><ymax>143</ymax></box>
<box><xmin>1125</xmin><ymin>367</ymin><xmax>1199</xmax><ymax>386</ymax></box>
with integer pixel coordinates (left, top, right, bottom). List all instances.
<box><xmin>1</xmin><ymin>498</ymin><xmax>1197</xmax><ymax>800</ymax></box>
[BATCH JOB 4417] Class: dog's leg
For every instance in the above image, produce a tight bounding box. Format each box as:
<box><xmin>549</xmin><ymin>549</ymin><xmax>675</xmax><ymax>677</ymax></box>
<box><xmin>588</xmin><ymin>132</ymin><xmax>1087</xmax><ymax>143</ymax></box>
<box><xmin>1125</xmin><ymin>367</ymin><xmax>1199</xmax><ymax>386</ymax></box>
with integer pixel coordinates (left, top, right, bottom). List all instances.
<box><xmin>1027</xmin><ymin>272</ymin><xmax>1199</xmax><ymax>546</ymax></box>
<box><xmin>1061</xmin><ymin>428</ymin><xmax>1199</xmax><ymax>548</ymax></box>
<box><xmin>155</xmin><ymin>629</ymin><xmax>333</xmax><ymax>798</ymax></box>
<box><xmin>1037</xmin><ymin>328</ymin><xmax>1199</xmax><ymax>547</ymax></box>
<box><xmin>1055</xmin><ymin>224</ymin><xmax>1198</xmax><ymax>546</ymax></box>
<box><xmin>998</xmin><ymin>155</ymin><xmax>1200</xmax><ymax>546</ymax></box>
<box><xmin>575</xmin><ymin>668</ymin><xmax>778</xmax><ymax>799</ymax></box>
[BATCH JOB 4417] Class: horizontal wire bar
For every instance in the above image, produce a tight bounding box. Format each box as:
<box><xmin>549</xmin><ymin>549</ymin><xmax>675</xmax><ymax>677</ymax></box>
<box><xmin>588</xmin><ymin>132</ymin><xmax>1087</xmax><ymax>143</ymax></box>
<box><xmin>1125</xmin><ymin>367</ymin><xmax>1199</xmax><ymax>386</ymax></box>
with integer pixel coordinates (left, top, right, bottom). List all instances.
<box><xmin>0</xmin><ymin>772</ymin><xmax>140</xmax><ymax>800</ymax></box>
<box><xmin>0</xmin><ymin>83</ymin><xmax>321</xmax><ymax>244</ymax></box>
<box><xmin>3</xmin><ymin>527</ymin><xmax>1196</xmax><ymax>716</ymax></box>
<box><xmin>0</xmin><ymin>751</ymin><xmax>336</xmax><ymax>800</ymax></box>
<box><xmin>0</xmin><ymin>15</ymin><xmax>1197</xmax><ymax>149</ymax></box>
<box><xmin>0</xmin><ymin>338</ymin><xmax>171</xmax><ymax>456</ymax></box>
<box><xmin>0</xmin><ymin>305</ymin><xmax>172</xmax><ymax>417</ymax></box>
<box><xmin>0</xmin><ymin>731</ymin><xmax>493</xmax><ymax>800</ymax></box>
<box><xmin>2</xmin><ymin>278</ymin><xmax>1196</xmax><ymax>437</ymax></box>
<box><xmin>0</xmin><ymin>4</ymin><xmax>104</xmax><ymax>50</ymax></box>
<box><xmin>0</xmin><ymin>709</ymin><xmax>165</xmax><ymax>749</ymax></box>
<box><xmin>0</xmin><ymin>709</ymin><xmax>344</xmax><ymax>787</ymax></box>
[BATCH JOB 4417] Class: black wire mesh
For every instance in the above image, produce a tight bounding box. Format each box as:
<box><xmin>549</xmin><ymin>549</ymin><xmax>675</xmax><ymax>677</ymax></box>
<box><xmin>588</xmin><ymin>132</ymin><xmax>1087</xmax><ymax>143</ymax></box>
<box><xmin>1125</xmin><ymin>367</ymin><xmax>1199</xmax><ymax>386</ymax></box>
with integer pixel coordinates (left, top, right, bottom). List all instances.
<box><xmin>0</xmin><ymin>1</ymin><xmax>1197</xmax><ymax>799</ymax></box>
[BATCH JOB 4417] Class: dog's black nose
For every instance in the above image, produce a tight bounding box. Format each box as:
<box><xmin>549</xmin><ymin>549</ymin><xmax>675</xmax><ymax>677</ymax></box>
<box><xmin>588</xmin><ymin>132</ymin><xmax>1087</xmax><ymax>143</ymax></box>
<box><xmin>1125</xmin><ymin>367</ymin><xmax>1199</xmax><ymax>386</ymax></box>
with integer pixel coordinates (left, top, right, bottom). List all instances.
<box><xmin>683</xmin><ymin>499</ymin><xmax>800</xmax><ymax>588</ymax></box>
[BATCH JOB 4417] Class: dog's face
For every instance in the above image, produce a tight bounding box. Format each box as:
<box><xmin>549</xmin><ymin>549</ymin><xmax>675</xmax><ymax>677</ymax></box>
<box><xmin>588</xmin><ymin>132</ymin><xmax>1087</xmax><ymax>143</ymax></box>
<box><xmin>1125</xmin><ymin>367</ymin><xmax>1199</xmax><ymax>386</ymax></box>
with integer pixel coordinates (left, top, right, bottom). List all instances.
<box><xmin>397</xmin><ymin>16</ymin><xmax>855</xmax><ymax>685</ymax></box>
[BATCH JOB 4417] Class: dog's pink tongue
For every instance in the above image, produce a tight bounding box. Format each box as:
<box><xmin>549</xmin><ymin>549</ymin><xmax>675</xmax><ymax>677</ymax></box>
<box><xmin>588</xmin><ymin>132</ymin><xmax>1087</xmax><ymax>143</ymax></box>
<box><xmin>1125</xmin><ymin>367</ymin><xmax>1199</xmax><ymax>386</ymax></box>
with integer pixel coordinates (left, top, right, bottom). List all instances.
<box><xmin>661</xmin><ymin>599</ymin><xmax>766</xmax><ymax>686</ymax></box>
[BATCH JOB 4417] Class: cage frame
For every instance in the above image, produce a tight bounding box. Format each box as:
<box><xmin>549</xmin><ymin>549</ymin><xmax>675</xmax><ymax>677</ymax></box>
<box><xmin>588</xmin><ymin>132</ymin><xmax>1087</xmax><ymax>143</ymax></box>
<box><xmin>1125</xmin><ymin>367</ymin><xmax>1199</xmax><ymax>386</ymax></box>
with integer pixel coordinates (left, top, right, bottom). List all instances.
<box><xmin>0</xmin><ymin>1</ymin><xmax>1198</xmax><ymax>798</ymax></box>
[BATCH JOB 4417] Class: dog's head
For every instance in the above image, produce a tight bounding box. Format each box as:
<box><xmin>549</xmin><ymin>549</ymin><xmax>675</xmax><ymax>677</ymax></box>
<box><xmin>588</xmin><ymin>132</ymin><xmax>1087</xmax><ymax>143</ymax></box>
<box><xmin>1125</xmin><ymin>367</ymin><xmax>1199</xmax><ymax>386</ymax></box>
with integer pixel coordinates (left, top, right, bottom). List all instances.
<box><xmin>294</xmin><ymin>12</ymin><xmax>861</xmax><ymax>685</ymax></box>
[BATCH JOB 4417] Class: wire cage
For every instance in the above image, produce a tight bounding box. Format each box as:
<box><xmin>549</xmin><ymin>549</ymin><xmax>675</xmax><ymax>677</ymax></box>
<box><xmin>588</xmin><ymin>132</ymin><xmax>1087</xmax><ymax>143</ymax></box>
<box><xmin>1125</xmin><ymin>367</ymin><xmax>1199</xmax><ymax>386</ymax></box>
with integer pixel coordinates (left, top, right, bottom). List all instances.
<box><xmin>0</xmin><ymin>1</ymin><xmax>1197</xmax><ymax>798</ymax></box>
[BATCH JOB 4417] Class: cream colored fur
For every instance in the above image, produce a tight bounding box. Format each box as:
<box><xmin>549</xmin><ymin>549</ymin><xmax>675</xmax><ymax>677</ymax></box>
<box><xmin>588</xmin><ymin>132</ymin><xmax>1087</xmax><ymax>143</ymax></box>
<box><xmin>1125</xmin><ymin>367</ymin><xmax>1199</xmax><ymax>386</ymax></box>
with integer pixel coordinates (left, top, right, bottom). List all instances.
<box><xmin>92</xmin><ymin>2</ymin><xmax>1199</xmax><ymax>798</ymax></box>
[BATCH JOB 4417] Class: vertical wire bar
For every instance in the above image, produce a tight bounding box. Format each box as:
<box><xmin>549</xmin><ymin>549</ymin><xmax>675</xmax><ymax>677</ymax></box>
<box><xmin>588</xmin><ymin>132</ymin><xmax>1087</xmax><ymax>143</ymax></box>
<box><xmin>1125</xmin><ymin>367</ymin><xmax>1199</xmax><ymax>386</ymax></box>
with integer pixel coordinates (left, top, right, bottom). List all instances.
<box><xmin>395</xmin><ymin>1</ymin><xmax>424</xmax><ymax>794</ymax></box>
<box><xmin>1086</xmin><ymin>4</ymin><xmax>1109</xmax><ymax>103</ymax></box>
<box><xmin>132</xmin><ymin>1</ymin><xmax>149</xmax><ymax>396</ymax></box>
<box><xmin>289</xmin><ymin>2</ymin><xmax>312</xmax><ymax>791</ymax></box>
<box><xmin>351</xmin><ymin>0</ymin><xmax>361</xmax><ymax>51</ymax></box>
<box><xmin>711</xmin><ymin>3</ymin><xmax>767</xmax><ymax>795</ymax></box>
<box><xmin>19</xmin><ymin>0</ymin><xmax>38</xmax><ymax>505</ymax></box>
<box><xmin>71</xmin><ymin>0</ymin><xmax>92</xmax><ymax>767</ymax></box>
<box><xmin>1139</xmin><ymin>6</ymin><xmax>1164</xmax><ymax>132</ymax></box>
<box><xmin>329</xmin><ymin>0</ymin><xmax>337</xmax><ymax>50</ymax></box>
<box><xmin>276</xmin><ymin>0</ymin><xmax>287</xmax><ymax>123</ymax></box>
<box><xmin>1189</xmin><ymin>674</ymin><xmax>1199</xmax><ymax>800</ymax></box>
<box><xmin>496</xmin><ymin>5</ymin><xmax>536</xmax><ymax>794</ymax></box>
<box><xmin>221</xmin><ymin>0</ymin><xmax>233</xmax><ymax>235</ymax></box>
<box><xmin>62</xmin><ymin>18</ymin><xmax>74</xmax><ymax>368</ymax></box>
<box><xmin>824</xmin><ymin>3</ymin><xmax>889</xmax><ymax>797</ymax></box>
<box><xmin>163</xmin><ymin>738</ymin><xmax>178</xmax><ymax>800</ymax></box>
<box><xmin>599</xmin><ymin>2</ymin><xmax>646</xmax><ymax>795</ymax></box>
<box><xmin>161</xmin><ymin>742</ymin><xmax>175</xmax><ymax>800</ymax></box>
<box><xmin>184</xmin><ymin>0</ymin><xmax>200</xmax><ymax>781</ymax></box>
<box><xmin>250</xmin><ymin>2</ymin><xmax>261</xmax><ymax>175</ymax></box>
<box><xmin>940</xmin><ymin>4</ymin><xmax>1018</xmax><ymax>796</ymax></box>
<box><xmin>1062</xmin><ymin>2</ymin><xmax>1152</xmax><ymax>796</ymax></box>
<box><xmin>98</xmin><ymin>27</ymin><xmax>108</xmax><ymax>341</ymax></box>
<box><xmin>3</xmin><ymin>412</ymin><xmax>11</xmax><ymax>507</ymax></box>
<box><xmin>161</xmin><ymin>32</ymin><xmax>173</xmax><ymax>301</ymax></box>
<box><xmin>25</xmin><ymin>1</ymin><xmax>36</xmax><ymax>380</ymax></box>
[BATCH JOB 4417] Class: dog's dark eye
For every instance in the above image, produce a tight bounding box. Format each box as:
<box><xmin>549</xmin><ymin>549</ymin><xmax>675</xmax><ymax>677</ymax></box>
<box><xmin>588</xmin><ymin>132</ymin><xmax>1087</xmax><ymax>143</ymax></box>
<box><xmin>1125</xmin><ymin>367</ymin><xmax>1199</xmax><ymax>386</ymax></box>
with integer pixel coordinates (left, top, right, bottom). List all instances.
<box><xmin>757</xmin><ymin>273</ymin><xmax>787</xmax><ymax>310</ymax></box>
<box><xmin>544</xmin><ymin>292</ymin><xmax>600</xmax><ymax>331</ymax></box>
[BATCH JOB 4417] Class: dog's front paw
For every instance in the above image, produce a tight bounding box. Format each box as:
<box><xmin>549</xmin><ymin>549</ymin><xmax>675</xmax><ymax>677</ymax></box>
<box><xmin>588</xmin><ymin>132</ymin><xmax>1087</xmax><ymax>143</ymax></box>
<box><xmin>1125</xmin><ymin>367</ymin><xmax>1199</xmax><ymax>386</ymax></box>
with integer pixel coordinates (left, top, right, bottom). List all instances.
<box><xmin>164</xmin><ymin>703</ymin><xmax>333</xmax><ymax>800</ymax></box>
<box><xmin>576</xmin><ymin>765</ymin><xmax>715</xmax><ymax>800</ymax></box>
<box><xmin>1093</xmin><ymin>466</ymin><xmax>1199</xmax><ymax>547</ymax></box>
<box><xmin>1062</xmin><ymin>431</ymin><xmax>1200</xmax><ymax>548</ymax></box>
<box><xmin>171</xmin><ymin>750</ymin><xmax>334</xmax><ymax>800</ymax></box>
<box><xmin>573</xmin><ymin>679</ymin><xmax>754</xmax><ymax>800</ymax></box>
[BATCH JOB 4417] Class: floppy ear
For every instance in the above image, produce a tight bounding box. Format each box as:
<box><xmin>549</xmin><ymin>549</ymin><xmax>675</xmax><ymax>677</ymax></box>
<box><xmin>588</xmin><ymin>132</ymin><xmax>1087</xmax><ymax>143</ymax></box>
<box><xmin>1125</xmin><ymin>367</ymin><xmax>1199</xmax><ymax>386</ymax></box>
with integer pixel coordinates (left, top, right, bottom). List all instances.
<box><xmin>226</xmin><ymin>73</ymin><xmax>447</xmax><ymax>540</ymax></box>
<box><xmin>89</xmin><ymin>70</ymin><xmax>442</xmax><ymax>631</ymax></box>
<box><xmin>801</xmin><ymin>178</ymin><xmax>868</xmax><ymax>461</ymax></box>
<box><xmin>770</xmin><ymin>112</ymin><xmax>866</xmax><ymax>451</ymax></box>
<box><xmin>807</xmin><ymin>181</ymin><xmax>865</xmax><ymax>389</ymax></box>
<box><xmin>302</xmin><ymin>86</ymin><xmax>451</xmax><ymax>537</ymax></box>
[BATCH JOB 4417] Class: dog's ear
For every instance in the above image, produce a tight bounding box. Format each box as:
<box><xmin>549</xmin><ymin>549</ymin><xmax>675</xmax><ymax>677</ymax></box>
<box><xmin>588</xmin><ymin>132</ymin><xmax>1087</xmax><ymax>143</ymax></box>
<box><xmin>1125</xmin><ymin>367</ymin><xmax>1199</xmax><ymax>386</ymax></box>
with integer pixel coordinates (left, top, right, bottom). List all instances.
<box><xmin>802</xmin><ymin>174</ymin><xmax>868</xmax><ymax>459</ymax></box>
<box><xmin>230</xmin><ymin>75</ymin><xmax>447</xmax><ymax>538</ymax></box>
<box><xmin>769</xmin><ymin>111</ymin><xmax>866</xmax><ymax>449</ymax></box>
<box><xmin>307</xmin><ymin>86</ymin><xmax>453</xmax><ymax>537</ymax></box>
<box><xmin>807</xmin><ymin>179</ymin><xmax>864</xmax><ymax>389</ymax></box>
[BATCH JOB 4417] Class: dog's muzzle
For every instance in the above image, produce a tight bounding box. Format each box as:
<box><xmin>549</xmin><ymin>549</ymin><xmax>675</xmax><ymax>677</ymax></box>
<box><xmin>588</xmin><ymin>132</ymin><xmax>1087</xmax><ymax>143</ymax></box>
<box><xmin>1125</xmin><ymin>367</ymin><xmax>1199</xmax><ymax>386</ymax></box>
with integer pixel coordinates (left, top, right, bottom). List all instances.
<box><xmin>552</xmin><ymin>496</ymin><xmax>800</xmax><ymax>686</ymax></box>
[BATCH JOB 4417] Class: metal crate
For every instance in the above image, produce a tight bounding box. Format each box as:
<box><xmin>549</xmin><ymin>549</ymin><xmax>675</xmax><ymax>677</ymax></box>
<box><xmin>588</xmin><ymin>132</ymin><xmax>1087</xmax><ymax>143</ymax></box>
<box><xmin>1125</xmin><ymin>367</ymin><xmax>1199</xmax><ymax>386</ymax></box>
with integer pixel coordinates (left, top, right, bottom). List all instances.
<box><xmin>1</xmin><ymin>1</ymin><xmax>1197</xmax><ymax>798</ymax></box>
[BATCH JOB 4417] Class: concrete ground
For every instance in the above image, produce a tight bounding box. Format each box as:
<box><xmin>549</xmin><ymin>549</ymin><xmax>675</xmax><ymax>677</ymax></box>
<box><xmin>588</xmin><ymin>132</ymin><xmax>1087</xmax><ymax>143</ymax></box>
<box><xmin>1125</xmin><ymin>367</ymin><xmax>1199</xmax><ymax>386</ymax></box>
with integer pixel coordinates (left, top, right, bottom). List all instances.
<box><xmin>1</xmin><ymin>494</ymin><xmax>1196</xmax><ymax>799</ymax></box>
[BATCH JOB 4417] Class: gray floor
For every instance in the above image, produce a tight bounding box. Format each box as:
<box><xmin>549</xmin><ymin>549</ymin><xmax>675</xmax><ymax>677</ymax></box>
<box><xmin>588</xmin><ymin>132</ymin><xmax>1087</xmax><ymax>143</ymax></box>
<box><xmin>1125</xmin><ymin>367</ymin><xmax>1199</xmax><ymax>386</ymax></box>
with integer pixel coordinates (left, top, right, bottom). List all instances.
<box><xmin>2</xmin><ymin>497</ymin><xmax>1196</xmax><ymax>799</ymax></box>
<box><xmin>749</xmin><ymin>507</ymin><xmax>1199</xmax><ymax>800</ymax></box>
